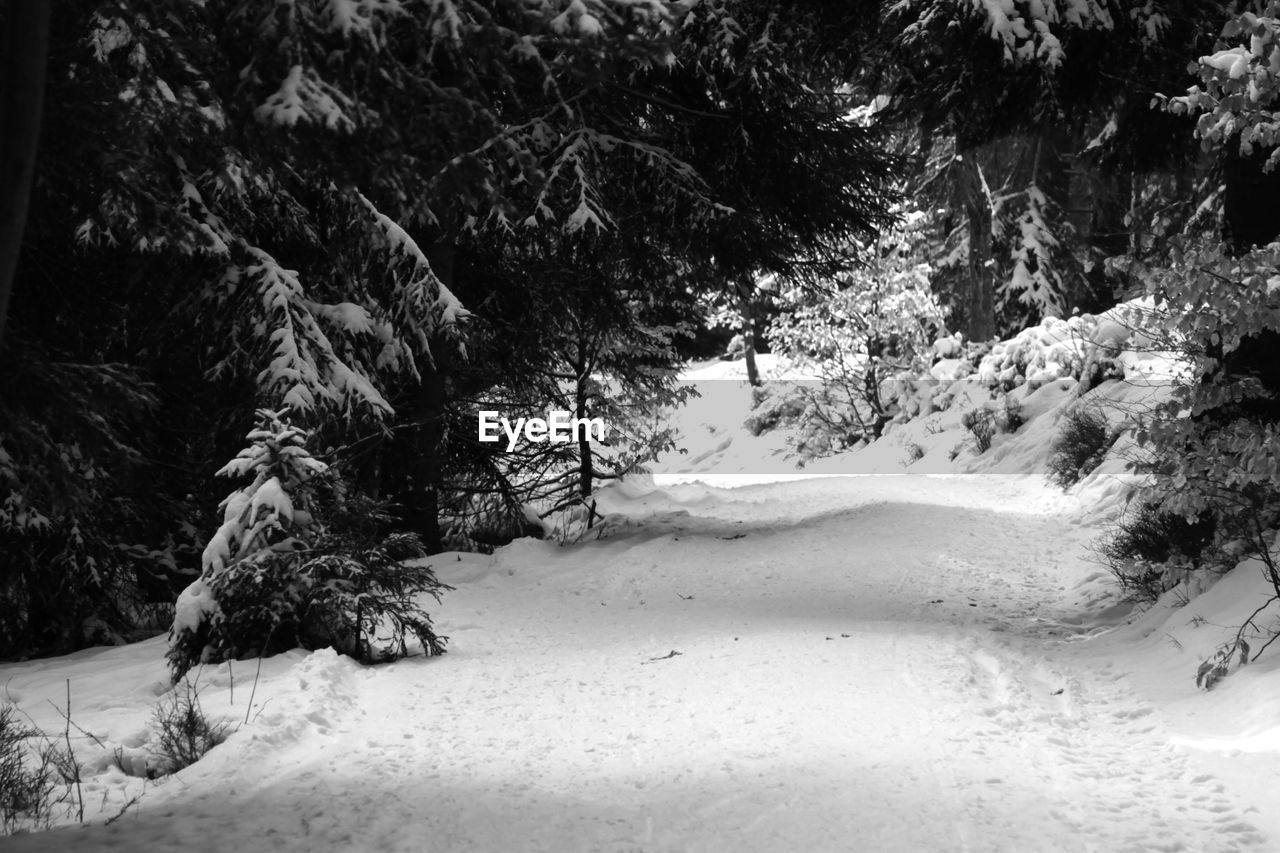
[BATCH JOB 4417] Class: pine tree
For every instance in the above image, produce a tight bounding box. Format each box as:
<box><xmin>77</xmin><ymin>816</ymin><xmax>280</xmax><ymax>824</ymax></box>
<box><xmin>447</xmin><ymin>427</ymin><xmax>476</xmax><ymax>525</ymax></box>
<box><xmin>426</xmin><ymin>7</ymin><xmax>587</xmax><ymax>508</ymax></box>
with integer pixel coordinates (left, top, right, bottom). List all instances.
<box><xmin>877</xmin><ymin>0</ymin><xmax>1222</xmax><ymax>338</ymax></box>
<box><xmin>573</xmin><ymin>0</ymin><xmax>902</xmax><ymax>383</ymax></box>
<box><xmin>167</xmin><ymin>409</ymin><xmax>450</xmax><ymax>680</ymax></box>
<box><xmin>2</xmin><ymin>0</ymin><xmax>904</xmax><ymax>655</ymax></box>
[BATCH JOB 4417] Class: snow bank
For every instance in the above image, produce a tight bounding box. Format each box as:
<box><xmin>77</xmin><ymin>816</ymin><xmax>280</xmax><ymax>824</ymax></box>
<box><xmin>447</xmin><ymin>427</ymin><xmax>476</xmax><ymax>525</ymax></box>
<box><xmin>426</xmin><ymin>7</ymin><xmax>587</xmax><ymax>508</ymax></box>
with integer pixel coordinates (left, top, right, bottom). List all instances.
<box><xmin>662</xmin><ymin>299</ymin><xmax>1178</xmax><ymax>529</ymax></box>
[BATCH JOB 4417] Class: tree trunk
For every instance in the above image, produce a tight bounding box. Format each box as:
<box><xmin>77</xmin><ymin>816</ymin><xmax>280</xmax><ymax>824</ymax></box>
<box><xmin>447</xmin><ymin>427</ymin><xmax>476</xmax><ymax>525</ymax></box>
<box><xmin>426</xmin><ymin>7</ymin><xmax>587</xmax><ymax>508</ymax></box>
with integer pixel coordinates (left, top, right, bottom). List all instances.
<box><xmin>1087</xmin><ymin>170</ymin><xmax>1131</xmax><ymax>260</ymax></box>
<box><xmin>572</xmin><ymin>335</ymin><xmax>594</xmax><ymax>502</ymax></box>
<box><xmin>1224</xmin><ymin>150</ymin><xmax>1280</xmax><ymax>255</ymax></box>
<box><xmin>401</xmin><ymin>351</ymin><xmax>448</xmax><ymax>553</ymax></box>
<box><xmin>736</xmin><ymin>277</ymin><xmax>760</xmax><ymax>386</ymax></box>
<box><xmin>957</xmin><ymin>152</ymin><xmax>995</xmax><ymax>342</ymax></box>
<box><xmin>396</xmin><ymin>242</ymin><xmax>456</xmax><ymax>553</ymax></box>
<box><xmin>1082</xmin><ymin>167</ymin><xmax>1132</xmax><ymax>307</ymax></box>
<box><xmin>0</xmin><ymin>0</ymin><xmax>52</xmax><ymax>351</ymax></box>
<box><xmin>1212</xmin><ymin>151</ymin><xmax>1280</xmax><ymax>424</ymax></box>
<box><xmin>575</xmin><ymin>376</ymin><xmax>593</xmax><ymax>501</ymax></box>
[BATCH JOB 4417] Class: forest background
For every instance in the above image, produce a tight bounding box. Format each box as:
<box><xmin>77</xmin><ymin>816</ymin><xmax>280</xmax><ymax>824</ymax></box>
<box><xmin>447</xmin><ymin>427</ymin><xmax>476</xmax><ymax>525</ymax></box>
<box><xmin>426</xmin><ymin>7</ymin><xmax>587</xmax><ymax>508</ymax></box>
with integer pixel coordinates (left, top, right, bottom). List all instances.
<box><xmin>3</xmin><ymin>0</ymin><xmax>1280</xmax><ymax>666</ymax></box>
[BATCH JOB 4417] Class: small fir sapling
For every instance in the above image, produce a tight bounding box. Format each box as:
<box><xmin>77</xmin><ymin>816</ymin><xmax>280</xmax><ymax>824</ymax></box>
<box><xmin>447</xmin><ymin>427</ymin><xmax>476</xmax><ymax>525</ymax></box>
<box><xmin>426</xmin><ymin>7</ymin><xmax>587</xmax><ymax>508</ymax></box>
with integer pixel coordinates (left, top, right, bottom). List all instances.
<box><xmin>168</xmin><ymin>408</ymin><xmax>324</xmax><ymax>676</ymax></box>
<box><xmin>167</xmin><ymin>409</ymin><xmax>450</xmax><ymax>682</ymax></box>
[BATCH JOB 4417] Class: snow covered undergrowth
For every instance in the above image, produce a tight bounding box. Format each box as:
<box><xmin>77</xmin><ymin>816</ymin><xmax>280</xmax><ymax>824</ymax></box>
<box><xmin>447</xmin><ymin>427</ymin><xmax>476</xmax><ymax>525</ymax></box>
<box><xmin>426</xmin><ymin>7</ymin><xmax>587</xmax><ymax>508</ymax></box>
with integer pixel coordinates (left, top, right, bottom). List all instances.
<box><xmin>7</xmin><ymin>311</ymin><xmax>1280</xmax><ymax>850</ymax></box>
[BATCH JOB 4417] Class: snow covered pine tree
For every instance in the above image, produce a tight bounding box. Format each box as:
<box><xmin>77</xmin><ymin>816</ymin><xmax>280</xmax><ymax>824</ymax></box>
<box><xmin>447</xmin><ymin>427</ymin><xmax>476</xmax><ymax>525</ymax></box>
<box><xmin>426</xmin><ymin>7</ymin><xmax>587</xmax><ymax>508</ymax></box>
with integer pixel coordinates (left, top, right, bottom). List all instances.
<box><xmin>167</xmin><ymin>409</ymin><xmax>450</xmax><ymax>682</ymax></box>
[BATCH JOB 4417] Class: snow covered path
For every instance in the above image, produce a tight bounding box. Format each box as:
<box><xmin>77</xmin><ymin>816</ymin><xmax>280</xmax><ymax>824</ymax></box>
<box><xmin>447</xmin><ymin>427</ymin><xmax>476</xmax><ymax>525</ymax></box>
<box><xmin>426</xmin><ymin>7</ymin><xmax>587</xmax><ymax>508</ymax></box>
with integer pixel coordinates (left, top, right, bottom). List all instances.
<box><xmin>4</xmin><ymin>476</ymin><xmax>1271</xmax><ymax>852</ymax></box>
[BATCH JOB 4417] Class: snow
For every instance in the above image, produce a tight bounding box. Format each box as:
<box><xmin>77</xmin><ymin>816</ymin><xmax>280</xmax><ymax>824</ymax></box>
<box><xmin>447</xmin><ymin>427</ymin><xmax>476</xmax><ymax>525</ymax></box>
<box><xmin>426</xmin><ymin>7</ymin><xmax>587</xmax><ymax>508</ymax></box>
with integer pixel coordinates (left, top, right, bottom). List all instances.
<box><xmin>7</xmin><ymin>318</ymin><xmax>1280</xmax><ymax>850</ymax></box>
<box><xmin>679</xmin><ymin>353</ymin><xmax>817</xmax><ymax>382</ymax></box>
<box><xmin>89</xmin><ymin>14</ymin><xmax>134</xmax><ymax>63</ymax></box>
<box><xmin>254</xmin><ymin>65</ymin><xmax>358</xmax><ymax>132</ymax></box>
<box><xmin>1203</xmin><ymin>48</ymin><xmax>1251</xmax><ymax>80</ymax></box>
<box><xmin>245</xmin><ymin>247</ymin><xmax>395</xmax><ymax>416</ymax></box>
<box><xmin>307</xmin><ymin>301</ymin><xmax>376</xmax><ymax>336</ymax></box>
<box><xmin>249</xmin><ymin>476</ymin><xmax>294</xmax><ymax>526</ymax></box>
<box><xmin>550</xmin><ymin>0</ymin><xmax>604</xmax><ymax>37</ymax></box>
<box><xmin>356</xmin><ymin>192</ymin><xmax>470</xmax><ymax>336</ymax></box>
<box><xmin>170</xmin><ymin>579</ymin><xmax>217</xmax><ymax>637</ymax></box>
<box><xmin>326</xmin><ymin>0</ymin><xmax>405</xmax><ymax>36</ymax></box>
<box><xmin>970</xmin><ymin>0</ymin><xmax>1112</xmax><ymax>66</ymax></box>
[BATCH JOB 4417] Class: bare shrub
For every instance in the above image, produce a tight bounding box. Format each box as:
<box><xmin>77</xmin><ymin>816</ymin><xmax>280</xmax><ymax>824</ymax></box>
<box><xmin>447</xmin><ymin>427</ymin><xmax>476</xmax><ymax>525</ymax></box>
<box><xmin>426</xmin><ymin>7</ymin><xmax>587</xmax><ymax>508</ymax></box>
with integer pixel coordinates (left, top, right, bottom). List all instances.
<box><xmin>152</xmin><ymin>681</ymin><xmax>234</xmax><ymax>774</ymax></box>
<box><xmin>0</xmin><ymin>707</ymin><xmax>64</xmax><ymax>835</ymax></box>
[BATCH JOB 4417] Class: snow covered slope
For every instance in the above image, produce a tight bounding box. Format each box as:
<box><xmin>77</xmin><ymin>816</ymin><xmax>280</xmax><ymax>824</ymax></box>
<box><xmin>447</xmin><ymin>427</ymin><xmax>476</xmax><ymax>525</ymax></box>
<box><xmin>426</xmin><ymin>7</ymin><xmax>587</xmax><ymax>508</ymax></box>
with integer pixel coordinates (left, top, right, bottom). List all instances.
<box><xmin>4</xmin><ymin>473</ymin><xmax>1276</xmax><ymax>852</ymax></box>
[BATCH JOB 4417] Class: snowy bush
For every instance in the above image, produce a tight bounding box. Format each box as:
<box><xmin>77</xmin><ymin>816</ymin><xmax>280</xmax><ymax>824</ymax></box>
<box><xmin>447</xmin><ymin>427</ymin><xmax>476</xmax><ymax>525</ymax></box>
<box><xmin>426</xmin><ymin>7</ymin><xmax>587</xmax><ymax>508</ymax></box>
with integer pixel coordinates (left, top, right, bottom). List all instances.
<box><xmin>997</xmin><ymin>397</ymin><xmax>1025</xmax><ymax>433</ymax></box>
<box><xmin>973</xmin><ymin>314</ymin><xmax>1122</xmax><ymax>391</ymax></box>
<box><xmin>770</xmin><ymin>215</ymin><xmax>946</xmax><ymax>455</ymax></box>
<box><xmin>1099</xmin><ymin>502</ymin><xmax>1217</xmax><ymax>603</ymax></box>
<box><xmin>743</xmin><ymin>384</ymin><xmax>808</xmax><ymax>437</ymax></box>
<box><xmin>961</xmin><ymin>407</ymin><xmax>996</xmax><ymax>453</ymax></box>
<box><xmin>1047</xmin><ymin>407</ymin><xmax>1114</xmax><ymax>490</ymax></box>
<box><xmin>1129</xmin><ymin>244</ymin><xmax>1280</xmax><ymax>515</ymax></box>
<box><xmin>1113</xmin><ymin>3</ymin><xmax>1280</xmax><ymax>681</ymax></box>
<box><xmin>167</xmin><ymin>409</ymin><xmax>451</xmax><ymax>682</ymax></box>
<box><xmin>1115</xmin><ymin>241</ymin><xmax>1280</xmax><ymax>681</ymax></box>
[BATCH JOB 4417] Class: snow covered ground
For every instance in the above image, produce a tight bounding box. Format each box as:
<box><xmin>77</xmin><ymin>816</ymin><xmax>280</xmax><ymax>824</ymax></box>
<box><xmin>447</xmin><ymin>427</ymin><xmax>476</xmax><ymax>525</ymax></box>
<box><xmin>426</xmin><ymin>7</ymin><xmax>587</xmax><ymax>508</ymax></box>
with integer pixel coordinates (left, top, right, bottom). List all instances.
<box><xmin>6</xmin><ymin>349</ymin><xmax>1280</xmax><ymax>852</ymax></box>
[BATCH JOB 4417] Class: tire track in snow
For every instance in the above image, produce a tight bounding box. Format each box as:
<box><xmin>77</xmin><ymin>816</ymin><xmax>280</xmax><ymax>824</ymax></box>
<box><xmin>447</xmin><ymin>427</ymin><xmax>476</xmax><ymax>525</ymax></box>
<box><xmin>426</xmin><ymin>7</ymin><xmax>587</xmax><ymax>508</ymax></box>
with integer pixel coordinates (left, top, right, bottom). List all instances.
<box><xmin>584</xmin><ymin>481</ymin><xmax>1274</xmax><ymax>852</ymax></box>
<box><xmin>689</xmin><ymin>477</ymin><xmax>1274</xmax><ymax>852</ymax></box>
<box><xmin>882</xmin><ymin>480</ymin><xmax>1270</xmax><ymax>851</ymax></box>
<box><xmin>925</xmin><ymin>631</ymin><xmax>1268</xmax><ymax>852</ymax></box>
